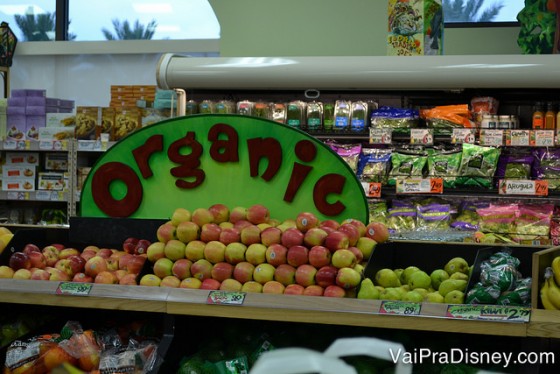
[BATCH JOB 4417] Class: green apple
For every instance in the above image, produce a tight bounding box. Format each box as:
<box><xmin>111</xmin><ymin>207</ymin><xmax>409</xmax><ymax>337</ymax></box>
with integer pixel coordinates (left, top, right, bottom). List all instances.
<box><xmin>430</xmin><ymin>269</ymin><xmax>450</xmax><ymax>290</ymax></box>
<box><xmin>407</xmin><ymin>270</ymin><xmax>431</xmax><ymax>290</ymax></box>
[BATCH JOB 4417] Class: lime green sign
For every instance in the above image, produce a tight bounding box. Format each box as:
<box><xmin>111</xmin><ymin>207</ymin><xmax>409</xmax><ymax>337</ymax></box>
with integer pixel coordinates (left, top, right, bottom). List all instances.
<box><xmin>80</xmin><ymin>114</ymin><xmax>368</xmax><ymax>223</ymax></box>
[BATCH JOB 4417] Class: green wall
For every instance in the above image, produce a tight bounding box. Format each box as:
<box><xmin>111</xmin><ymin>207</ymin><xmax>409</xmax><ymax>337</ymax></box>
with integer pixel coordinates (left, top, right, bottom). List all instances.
<box><xmin>209</xmin><ymin>0</ymin><xmax>521</xmax><ymax>56</ymax></box>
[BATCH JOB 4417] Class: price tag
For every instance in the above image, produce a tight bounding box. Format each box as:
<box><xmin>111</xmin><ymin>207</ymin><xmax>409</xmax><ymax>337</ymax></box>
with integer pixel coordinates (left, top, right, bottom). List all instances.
<box><xmin>530</xmin><ymin>130</ymin><xmax>555</xmax><ymax>147</ymax></box>
<box><xmin>52</xmin><ymin>191</ymin><xmax>64</xmax><ymax>201</ymax></box>
<box><xmin>379</xmin><ymin>301</ymin><xmax>421</xmax><ymax>316</ymax></box>
<box><xmin>207</xmin><ymin>290</ymin><xmax>246</xmax><ymax>305</ymax></box>
<box><xmin>77</xmin><ymin>140</ymin><xmax>96</xmax><ymax>151</ymax></box>
<box><xmin>396</xmin><ymin>178</ymin><xmax>443</xmax><ymax>194</ymax></box>
<box><xmin>479</xmin><ymin>130</ymin><xmax>504</xmax><ymax>146</ymax></box>
<box><xmin>361</xmin><ymin>182</ymin><xmax>382</xmax><ymax>198</ymax></box>
<box><xmin>498</xmin><ymin>179</ymin><xmax>548</xmax><ymax>196</ymax></box>
<box><xmin>39</xmin><ymin>141</ymin><xmax>54</xmax><ymax>150</ymax></box>
<box><xmin>6</xmin><ymin>192</ymin><xmax>27</xmax><ymax>200</ymax></box>
<box><xmin>369</xmin><ymin>128</ymin><xmax>392</xmax><ymax>144</ymax></box>
<box><xmin>55</xmin><ymin>282</ymin><xmax>93</xmax><ymax>296</ymax></box>
<box><xmin>446</xmin><ymin>305</ymin><xmax>531</xmax><ymax>323</ymax></box>
<box><xmin>17</xmin><ymin>141</ymin><xmax>29</xmax><ymax>150</ymax></box>
<box><xmin>3</xmin><ymin>140</ymin><xmax>17</xmax><ymax>150</ymax></box>
<box><xmin>410</xmin><ymin>129</ymin><xmax>433</xmax><ymax>145</ymax></box>
<box><xmin>451</xmin><ymin>129</ymin><xmax>476</xmax><ymax>144</ymax></box>
<box><xmin>35</xmin><ymin>191</ymin><xmax>52</xmax><ymax>200</ymax></box>
<box><xmin>505</xmin><ymin>130</ymin><xmax>530</xmax><ymax>146</ymax></box>
<box><xmin>53</xmin><ymin>140</ymin><xmax>67</xmax><ymax>151</ymax></box>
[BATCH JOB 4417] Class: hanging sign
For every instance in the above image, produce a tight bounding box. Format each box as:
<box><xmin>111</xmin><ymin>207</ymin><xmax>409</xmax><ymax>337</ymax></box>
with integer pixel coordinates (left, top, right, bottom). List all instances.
<box><xmin>79</xmin><ymin>114</ymin><xmax>369</xmax><ymax>223</ymax></box>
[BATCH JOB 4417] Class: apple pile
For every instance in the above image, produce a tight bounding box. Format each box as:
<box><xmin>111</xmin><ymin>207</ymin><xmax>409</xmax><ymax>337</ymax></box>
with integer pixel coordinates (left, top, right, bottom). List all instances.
<box><xmin>0</xmin><ymin>239</ymin><xmax>149</xmax><ymax>285</ymax></box>
<box><xmin>140</xmin><ymin>204</ymin><xmax>389</xmax><ymax>297</ymax></box>
<box><xmin>357</xmin><ymin>257</ymin><xmax>472</xmax><ymax>304</ymax></box>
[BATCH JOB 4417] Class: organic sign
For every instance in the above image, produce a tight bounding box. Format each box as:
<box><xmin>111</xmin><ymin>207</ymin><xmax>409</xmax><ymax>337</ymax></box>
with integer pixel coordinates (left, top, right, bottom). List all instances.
<box><xmin>80</xmin><ymin>114</ymin><xmax>369</xmax><ymax>223</ymax></box>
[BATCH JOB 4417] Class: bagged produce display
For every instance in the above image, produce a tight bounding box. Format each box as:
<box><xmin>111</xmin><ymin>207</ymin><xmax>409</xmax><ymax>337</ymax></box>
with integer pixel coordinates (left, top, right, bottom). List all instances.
<box><xmin>532</xmin><ymin>147</ymin><xmax>560</xmax><ymax>190</ymax></box>
<box><xmin>477</xmin><ymin>203</ymin><xmax>518</xmax><ymax>235</ymax></box>
<box><xmin>420</xmin><ymin>104</ymin><xmax>475</xmax><ymax>135</ymax></box>
<box><xmin>450</xmin><ymin>200</ymin><xmax>489</xmax><ymax>231</ymax></box>
<box><xmin>426</xmin><ymin>146</ymin><xmax>462</xmax><ymax>188</ymax></box>
<box><xmin>512</xmin><ymin>203</ymin><xmax>554</xmax><ymax>242</ymax></box>
<box><xmin>369</xmin><ymin>106</ymin><xmax>419</xmax><ymax>133</ymax></box>
<box><xmin>416</xmin><ymin>203</ymin><xmax>451</xmax><ymax>231</ymax></box>
<box><xmin>387</xmin><ymin>148</ymin><xmax>428</xmax><ymax>185</ymax></box>
<box><xmin>325</xmin><ymin>141</ymin><xmax>362</xmax><ymax>173</ymax></box>
<box><xmin>357</xmin><ymin>147</ymin><xmax>392</xmax><ymax>184</ymax></box>
<box><xmin>457</xmin><ymin>143</ymin><xmax>501</xmax><ymax>188</ymax></box>
<box><xmin>494</xmin><ymin>150</ymin><xmax>535</xmax><ymax>187</ymax></box>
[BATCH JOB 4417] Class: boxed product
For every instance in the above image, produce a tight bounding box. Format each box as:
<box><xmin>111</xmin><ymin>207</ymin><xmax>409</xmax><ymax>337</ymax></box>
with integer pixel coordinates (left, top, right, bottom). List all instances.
<box><xmin>11</xmin><ymin>89</ymin><xmax>46</xmax><ymax>97</ymax></box>
<box><xmin>97</xmin><ymin>107</ymin><xmax>115</xmax><ymax>139</ymax></box>
<box><xmin>6</xmin><ymin>114</ymin><xmax>26</xmax><ymax>140</ymax></box>
<box><xmin>387</xmin><ymin>0</ymin><xmax>444</xmax><ymax>56</ymax></box>
<box><xmin>2</xmin><ymin>178</ymin><xmax>35</xmax><ymax>191</ymax></box>
<box><xmin>75</xmin><ymin>106</ymin><xmax>100</xmax><ymax>140</ymax></box>
<box><xmin>46</xmin><ymin>111</ymin><xmax>76</xmax><ymax>127</ymax></box>
<box><xmin>45</xmin><ymin>153</ymin><xmax>68</xmax><ymax>171</ymax></box>
<box><xmin>77</xmin><ymin>167</ymin><xmax>91</xmax><ymax>191</ymax></box>
<box><xmin>2</xmin><ymin>165</ymin><xmax>36</xmax><ymax>179</ymax></box>
<box><xmin>37</xmin><ymin>172</ymin><xmax>65</xmax><ymax>191</ymax></box>
<box><xmin>38</xmin><ymin>126</ymin><xmax>75</xmax><ymax>141</ymax></box>
<box><xmin>113</xmin><ymin>107</ymin><xmax>141</xmax><ymax>140</ymax></box>
<box><xmin>25</xmin><ymin>115</ymin><xmax>45</xmax><ymax>140</ymax></box>
<box><xmin>5</xmin><ymin>152</ymin><xmax>39</xmax><ymax>166</ymax></box>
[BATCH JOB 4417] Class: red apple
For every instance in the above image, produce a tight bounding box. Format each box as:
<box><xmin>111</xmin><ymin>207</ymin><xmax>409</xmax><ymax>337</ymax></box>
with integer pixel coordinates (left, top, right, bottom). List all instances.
<box><xmin>356</xmin><ymin>237</ymin><xmax>377</xmax><ymax>261</ymax></box>
<box><xmin>220</xmin><ymin>278</ymin><xmax>243</xmax><ymax>291</ymax></box>
<box><xmin>253</xmin><ymin>263</ymin><xmax>276</xmax><ymax>284</ymax></box>
<box><xmin>224</xmin><ymin>242</ymin><xmax>247</xmax><ymax>264</ymax></box>
<box><xmin>262</xmin><ymin>280</ymin><xmax>285</xmax><ymax>294</ymax></box>
<box><xmin>233</xmin><ymin>261</ymin><xmax>255</xmax><ymax>284</ymax></box>
<box><xmin>273</xmin><ymin>264</ymin><xmax>296</xmax><ymax>286</ymax></box>
<box><xmin>123</xmin><ymin>237</ymin><xmax>139</xmax><ymax>254</ymax></box>
<box><xmin>46</xmin><ymin>267</ymin><xmax>70</xmax><ymax>281</ymax></box>
<box><xmin>9</xmin><ymin>252</ymin><xmax>31</xmax><ymax>270</ymax></box>
<box><xmin>303</xmin><ymin>285</ymin><xmax>324</xmax><ymax>296</ymax></box>
<box><xmin>185</xmin><ymin>240</ymin><xmax>206</xmax><ymax>262</ymax></box>
<box><xmin>365</xmin><ymin>221</ymin><xmax>390</xmax><ymax>244</ymax></box>
<box><xmin>324</xmin><ymin>231</ymin><xmax>350</xmax><ymax>253</ymax></box>
<box><xmin>219</xmin><ymin>227</ymin><xmax>241</xmax><ymax>245</ymax></box>
<box><xmin>30</xmin><ymin>268</ymin><xmax>50</xmax><ymax>280</ymax></box>
<box><xmin>67</xmin><ymin>255</ymin><xmax>86</xmax><ymax>274</ymax></box>
<box><xmin>246</xmin><ymin>204</ymin><xmax>270</xmax><ymax>225</ymax></box>
<box><xmin>146</xmin><ymin>242</ymin><xmax>166</xmax><ymax>262</ymax></box>
<box><xmin>134</xmin><ymin>239</ymin><xmax>151</xmax><ymax>255</ymax></box>
<box><xmin>126</xmin><ymin>255</ymin><xmax>146</xmax><ymax>274</ymax></box>
<box><xmin>241</xmin><ymin>281</ymin><xmax>263</xmax><ymax>293</ymax></box>
<box><xmin>260</xmin><ymin>227</ymin><xmax>282</xmax><ymax>246</ymax></box>
<box><xmin>84</xmin><ymin>256</ymin><xmax>108</xmax><ymax>277</ymax></box>
<box><xmin>22</xmin><ymin>243</ymin><xmax>41</xmax><ymax>256</ymax></box>
<box><xmin>331</xmin><ymin>249</ymin><xmax>357</xmax><ymax>269</ymax></box>
<box><xmin>209</xmin><ymin>203</ymin><xmax>230</xmax><ymax>224</ymax></box>
<box><xmin>119</xmin><ymin>273</ymin><xmax>138</xmax><ymax>285</ymax></box>
<box><xmin>233</xmin><ymin>219</ymin><xmax>253</xmax><ymax>231</ymax></box>
<box><xmin>323</xmin><ymin>284</ymin><xmax>346</xmax><ymax>297</ymax></box>
<box><xmin>58</xmin><ymin>247</ymin><xmax>79</xmax><ymax>260</ymax></box>
<box><xmin>211</xmin><ymin>262</ymin><xmax>234</xmax><ymax>282</ymax></box>
<box><xmin>192</xmin><ymin>207</ymin><xmax>215</xmax><ymax>227</ymax></box>
<box><xmin>295</xmin><ymin>264</ymin><xmax>317</xmax><ymax>287</ymax></box>
<box><xmin>191</xmin><ymin>259</ymin><xmax>213</xmax><ymax>280</ymax></box>
<box><xmin>284</xmin><ymin>284</ymin><xmax>305</xmax><ymax>295</ymax></box>
<box><xmin>172</xmin><ymin>258</ymin><xmax>193</xmax><ymax>280</ymax></box>
<box><xmin>341</xmin><ymin>218</ymin><xmax>367</xmax><ymax>237</ymax></box>
<box><xmin>229</xmin><ymin>206</ymin><xmax>248</xmax><ymax>223</ymax></box>
<box><xmin>320</xmin><ymin>219</ymin><xmax>340</xmax><ymax>231</ymax></box>
<box><xmin>106</xmin><ymin>257</ymin><xmax>119</xmax><ymax>271</ymax></box>
<box><xmin>308</xmin><ymin>245</ymin><xmax>332</xmax><ymax>268</ymax></box>
<box><xmin>347</xmin><ymin>246</ymin><xmax>364</xmax><ymax>264</ymax></box>
<box><xmin>200</xmin><ymin>223</ymin><xmax>222</xmax><ymax>243</ymax></box>
<box><xmin>245</xmin><ymin>243</ymin><xmax>267</xmax><ymax>265</ymax></box>
<box><xmin>157</xmin><ymin>222</ymin><xmax>177</xmax><ymax>243</ymax></box>
<box><xmin>180</xmin><ymin>277</ymin><xmax>202</xmax><ymax>289</ymax></box>
<box><xmin>96</xmin><ymin>248</ymin><xmax>113</xmax><ymax>259</ymax></box>
<box><xmin>164</xmin><ymin>239</ymin><xmax>186</xmax><ymax>261</ymax></box>
<box><xmin>200</xmin><ymin>278</ymin><xmax>221</xmax><ymax>290</ymax></box>
<box><xmin>160</xmin><ymin>275</ymin><xmax>181</xmax><ymax>288</ymax></box>
<box><xmin>337</xmin><ymin>223</ymin><xmax>361</xmax><ymax>246</ymax></box>
<box><xmin>171</xmin><ymin>207</ymin><xmax>192</xmax><ymax>225</ymax></box>
<box><xmin>153</xmin><ymin>257</ymin><xmax>174</xmax><ymax>278</ymax></box>
<box><xmin>295</xmin><ymin>212</ymin><xmax>320</xmax><ymax>232</ymax></box>
<box><xmin>315</xmin><ymin>265</ymin><xmax>338</xmax><ymax>287</ymax></box>
<box><xmin>287</xmin><ymin>245</ymin><xmax>309</xmax><ymax>267</ymax></box>
<box><xmin>336</xmin><ymin>267</ymin><xmax>362</xmax><ymax>289</ymax></box>
<box><xmin>80</xmin><ymin>248</ymin><xmax>98</xmax><ymax>261</ymax></box>
<box><xmin>73</xmin><ymin>272</ymin><xmax>93</xmax><ymax>283</ymax></box>
<box><xmin>265</xmin><ymin>243</ymin><xmax>288</xmax><ymax>267</ymax></box>
<box><xmin>176</xmin><ymin>221</ymin><xmax>201</xmax><ymax>244</ymax></box>
<box><xmin>240</xmin><ymin>225</ymin><xmax>262</xmax><ymax>246</ymax></box>
<box><xmin>204</xmin><ymin>241</ymin><xmax>226</xmax><ymax>264</ymax></box>
<box><xmin>95</xmin><ymin>271</ymin><xmax>118</xmax><ymax>284</ymax></box>
<box><xmin>281</xmin><ymin>227</ymin><xmax>305</xmax><ymax>248</ymax></box>
<box><xmin>303</xmin><ymin>227</ymin><xmax>329</xmax><ymax>248</ymax></box>
<box><xmin>28</xmin><ymin>251</ymin><xmax>47</xmax><ymax>269</ymax></box>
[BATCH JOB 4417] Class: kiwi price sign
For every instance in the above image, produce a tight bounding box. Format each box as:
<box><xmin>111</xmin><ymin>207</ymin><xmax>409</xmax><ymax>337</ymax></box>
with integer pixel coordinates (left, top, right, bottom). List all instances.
<box><xmin>80</xmin><ymin>114</ymin><xmax>368</xmax><ymax>223</ymax></box>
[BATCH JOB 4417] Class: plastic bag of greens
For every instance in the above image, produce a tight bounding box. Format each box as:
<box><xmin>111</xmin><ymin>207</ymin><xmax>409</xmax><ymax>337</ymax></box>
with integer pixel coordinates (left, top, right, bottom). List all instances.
<box><xmin>511</xmin><ymin>203</ymin><xmax>554</xmax><ymax>242</ymax></box>
<box><xmin>357</xmin><ymin>147</ymin><xmax>392</xmax><ymax>184</ymax></box>
<box><xmin>416</xmin><ymin>203</ymin><xmax>451</xmax><ymax>231</ymax></box>
<box><xmin>451</xmin><ymin>200</ymin><xmax>490</xmax><ymax>231</ymax></box>
<box><xmin>494</xmin><ymin>150</ymin><xmax>534</xmax><ymax>188</ymax></box>
<box><xmin>387</xmin><ymin>206</ymin><xmax>416</xmax><ymax>234</ymax></box>
<box><xmin>369</xmin><ymin>106</ymin><xmax>419</xmax><ymax>133</ymax></box>
<box><xmin>326</xmin><ymin>141</ymin><xmax>362</xmax><ymax>173</ymax></box>
<box><xmin>457</xmin><ymin>143</ymin><xmax>501</xmax><ymax>188</ymax></box>
<box><xmin>477</xmin><ymin>204</ymin><xmax>518</xmax><ymax>235</ymax></box>
<box><xmin>426</xmin><ymin>146</ymin><xmax>462</xmax><ymax>188</ymax></box>
<box><xmin>387</xmin><ymin>149</ymin><xmax>428</xmax><ymax>186</ymax></box>
<box><xmin>368</xmin><ymin>200</ymin><xmax>389</xmax><ymax>224</ymax></box>
<box><xmin>532</xmin><ymin>147</ymin><xmax>560</xmax><ymax>190</ymax></box>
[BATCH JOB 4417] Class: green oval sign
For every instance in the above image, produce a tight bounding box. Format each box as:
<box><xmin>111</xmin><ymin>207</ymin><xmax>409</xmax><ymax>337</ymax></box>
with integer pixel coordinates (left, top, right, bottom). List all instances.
<box><xmin>80</xmin><ymin>114</ymin><xmax>368</xmax><ymax>223</ymax></box>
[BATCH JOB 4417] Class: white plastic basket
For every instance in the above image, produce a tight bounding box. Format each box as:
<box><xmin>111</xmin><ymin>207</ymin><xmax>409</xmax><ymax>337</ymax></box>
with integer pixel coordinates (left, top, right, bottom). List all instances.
<box><xmin>250</xmin><ymin>347</ymin><xmax>357</xmax><ymax>374</ymax></box>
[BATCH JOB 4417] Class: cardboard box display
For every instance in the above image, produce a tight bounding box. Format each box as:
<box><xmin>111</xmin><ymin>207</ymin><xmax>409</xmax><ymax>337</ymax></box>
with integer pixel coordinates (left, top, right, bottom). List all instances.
<box><xmin>97</xmin><ymin>107</ymin><xmax>115</xmax><ymax>140</ymax></box>
<box><xmin>37</xmin><ymin>172</ymin><xmax>65</xmax><ymax>191</ymax></box>
<box><xmin>2</xmin><ymin>165</ymin><xmax>36</xmax><ymax>179</ymax></box>
<box><xmin>38</xmin><ymin>126</ymin><xmax>75</xmax><ymax>141</ymax></box>
<box><xmin>25</xmin><ymin>106</ymin><xmax>46</xmax><ymax>116</ymax></box>
<box><xmin>75</xmin><ymin>106</ymin><xmax>100</xmax><ymax>140</ymax></box>
<box><xmin>2</xmin><ymin>178</ymin><xmax>35</xmax><ymax>191</ymax></box>
<box><xmin>45</xmin><ymin>153</ymin><xmax>69</xmax><ymax>171</ymax></box>
<box><xmin>5</xmin><ymin>152</ymin><xmax>39</xmax><ymax>166</ymax></box>
<box><xmin>387</xmin><ymin>0</ymin><xmax>443</xmax><ymax>56</ymax></box>
<box><xmin>7</xmin><ymin>97</ymin><xmax>26</xmax><ymax>107</ymax></box>
<box><xmin>26</xmin><ymin>96</ymin><xmax>46</xmax><ymax>106</ymax></box>
<box><xmin>77</xmin><ymin>167</ymin><xmax>91</xmax><ymax>191</ymax></box>
<box><xmin>11</xmin><ymin>89</ymin><xmax>46</xmax><ymax>97</ymax></box>
<box><xmin>6</xmin><ymin>114</ymin><xmax>26</xmax><ymax>140</ymax></box>
<box><xmin>6</xmin><ymin>106</ymin><xmax>25</xmax><ymax>115</ymax></box>
<box><xmin>46</xmin><ymin>111</ymin><xmax>76</xmax><ymax>127</ymax></box>
<box><xmin>113</xmin><ymin>107</ymin><xmax>141</xmax><ymax>141</ymax></box>
<box><xmin>26</xmin><ymin>115</ymin><xmax>46</xmax><ymax>141</ymax></box>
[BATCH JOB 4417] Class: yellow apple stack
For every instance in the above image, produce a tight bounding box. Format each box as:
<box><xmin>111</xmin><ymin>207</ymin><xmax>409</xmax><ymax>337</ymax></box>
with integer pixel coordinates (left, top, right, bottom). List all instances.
<box><xmin>357</xmin><ymin>257</ymin><xmax>472</xmax><ymax>304</ymax></box>
<box><xmin>141</xmin><ymin>204</ymin><xmax>387</xmax><ymax>297</ymax></box>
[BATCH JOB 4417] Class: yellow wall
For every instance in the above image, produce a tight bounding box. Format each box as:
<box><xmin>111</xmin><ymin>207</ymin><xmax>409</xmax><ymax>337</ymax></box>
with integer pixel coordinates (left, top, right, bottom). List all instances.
<box><xmin>209</xmin><ymin>0</ymin><xmax>521</xmax><ymax>56</ymax></box>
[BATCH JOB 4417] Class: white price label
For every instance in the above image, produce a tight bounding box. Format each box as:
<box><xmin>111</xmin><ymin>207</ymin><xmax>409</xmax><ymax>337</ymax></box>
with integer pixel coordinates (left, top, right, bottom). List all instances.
<box><xmin>410</xmin><ymin>129</ymin><xmax>433</xmax><ymax>145</ymax></box>
<box><xmin>39</xmin><ymin>141</ymin><xmax>54</xmax><ymax>150</ymax></box>
<box><xmin>531</xmin><ymin>130</ymin><xmax>555</xmax><ymax>147</ymax></box>
<box><xmin>498</xmin><ymin>179</ymin><xmax>548</xmax><ymax>196</ymax></box>
<box><xmin>451</xmin><ymin>129</ymin><xmax>476</xmax><ymax>144</ymax></box>
<box><xmin>77</xmin><ymin>140</ymin><xmax>96</xmax><ymax>151</ymax></box>
<box><xmin>479</xmin><ymin>130</ymin><xmax>504</xmax><ymax>146</ymax></box>
<box><xmin>3</xmin><ymin>140</ymin><xmax>17</xmax><ymax>149</ymax></box>
<box><xmin>35</xmin><ymin>191</ymin><xmax>52</xmax><ymax>200</ymax></box>
<box><xmin>506</xmin><ymin>130</ymin><xmax>530</xmax><ymax>146</ymax></box>
<box><xmin>369</xmin><ymin>128</ymin><xmax>392</xmax><ymax>144</ymax></box>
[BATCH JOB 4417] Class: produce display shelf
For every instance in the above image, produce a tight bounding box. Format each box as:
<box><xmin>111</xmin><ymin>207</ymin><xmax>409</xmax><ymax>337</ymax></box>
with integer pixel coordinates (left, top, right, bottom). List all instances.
<box><xmin>0</xmin><ymin>279</ymin><xmax>549</xmax><ymax>338</ymax></box>
<box><xmin>0</xmin><ymin>190</ymin><xmax>69</xmax><ymax>202</ymax></box>
<box><xmin>1</xmin><ymin>223</ymin><xmax>69</xmax><ymax>230</ymax></box>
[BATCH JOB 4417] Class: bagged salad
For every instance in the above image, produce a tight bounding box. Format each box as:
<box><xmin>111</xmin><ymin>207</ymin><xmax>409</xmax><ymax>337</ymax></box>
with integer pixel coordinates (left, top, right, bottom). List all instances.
<box><xmin>325</xmin><ymin>140</ymin><xmax>362</xmax><ymax>173</ymax></box>
<box><xmin>477</xmin><ymin>203</ymin><xmax>518</xmax><ymax>235</ymax></box>
<box><xmin>420</xmin><ymin>104</ymin><xmax>475</xmax><ymax>136</ymax></box>
<box><xmin>357</xmin><ymin>147</ymin><xmax>392</xmax><ymax>184</ymax></box>
<box><xmin>494</xmin><ymin>150</ymin><xmax>535</xmax><ymax>188</ymax></box>
<box><xmin>457</xmin><ymin>143</ymin><xmax>501</xmax><ymax>188</ymax></box>
<box><xmin>370</xmin><ymin>106</ymin><xmax>419</xmax><ymax>133</ymax></box>
<box><xmin>532</xmin><ymin>147</ymin><xmax>560</xmax><ymax>190</ymax></box>
<box><xmin>426</xmin><ymin>146</ymin><xmax>462</xmax><ymax>188</ymax></box>
<box><xmin>387</xmin><ymin>147</ymin><xmax>428</xmax><ymax>186</ymax></box>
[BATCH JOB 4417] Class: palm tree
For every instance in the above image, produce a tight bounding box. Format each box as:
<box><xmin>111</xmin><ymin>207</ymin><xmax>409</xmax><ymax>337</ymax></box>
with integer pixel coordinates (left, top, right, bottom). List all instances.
<box><xmin>14</xmin><ymin>7</ymin><xmax>77</xmax><ymax>41</ymax></box>
<box><xmin>102</xmin><ymin>19</ymin><xmax>157</xmax><ymax>40</ymax></box>
<box><xmin>443</xmin><ymin>0</ymin><xmax>504</xmax><ymax>22</ymax></box>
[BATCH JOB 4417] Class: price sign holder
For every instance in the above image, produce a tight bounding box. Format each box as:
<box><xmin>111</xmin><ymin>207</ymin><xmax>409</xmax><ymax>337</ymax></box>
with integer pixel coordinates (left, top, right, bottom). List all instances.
<box><xmin>498</xmin><ymin>179</ymin><xmax>548</xmax><ymax>196</ymax></box>
<box><xmin>396</xmin><ymin>178</ymin><xmax>443</xmax><ymax>194</ymax></box>
<box><xmin>379</xmin><ymin>301</ymin><xmax>421</xmax><ymax>316</ymax></box>
<box><xmin>369</xmin><ymin>128</ymin><xmax>392</xmax><ymax>144</ymax></box>
<box><xmin>361</xmin><ymin>182</ymin><xmax>382</xmax><ymax>198</ymax></box>
<box><xmin>530</xmin><ymin>130</ymin><xmax>555</xmax><ymax>147</ymax></box>
<box><xmin>479</xmin><ymin>130</ymin><xmax>504</xmax><ymax>146</ymax></box>
<box><xmin>446</xmin><ymin>304</ymin><xmax>531</xmax><ymax>323</ymax></box>
<box><xmin>55</xmin><ymin>282</ymin><xmax>93</xmax><ymax>296</ymax></box>
<box><xmin>410</xmin><ymin>129</ymin><xmax>433</xmax><ymax>145</ymax></box>
<box><xmin>451</xmin><ymin>129</ymin><xmax>476</xmax><ymax>144</ymax></box>
<box><xmin>505</xmin><ymin>130</ymin><xmax>530</xmax><ymax>146</ymax></box>
<box><xmin>207</xmin><ymin>290</ymin><xmax>246</xmax><ymax>305</ymax></box>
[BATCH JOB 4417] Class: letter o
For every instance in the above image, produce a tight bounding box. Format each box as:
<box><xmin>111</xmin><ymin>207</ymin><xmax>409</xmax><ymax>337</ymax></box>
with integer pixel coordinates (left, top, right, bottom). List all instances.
<box><xmin>91</xmin><ymin>162</ymin><xmax>143</xmax><ymax>217</ymax></box>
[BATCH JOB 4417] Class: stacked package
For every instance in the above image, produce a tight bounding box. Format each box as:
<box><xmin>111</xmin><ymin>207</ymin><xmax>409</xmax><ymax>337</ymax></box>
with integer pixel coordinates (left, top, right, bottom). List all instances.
<box><xmin>1</xmin><ymin>151</ymin><xmax>39</xmax><ymax>191</ymax></box>
<box><xmin>0</xmin><ymin>98</ymin><xmax>6</xmax><ymax>139</ymax></box>
<box><xmin>6</xmin><ymin>89</ymin><xmax>46</xmax><ymax>141</ymax></box>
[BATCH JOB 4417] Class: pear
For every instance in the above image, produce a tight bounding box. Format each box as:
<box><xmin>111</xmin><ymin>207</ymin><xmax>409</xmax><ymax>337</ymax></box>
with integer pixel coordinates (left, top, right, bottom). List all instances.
<box><xmin>424</xmin><ymin>292</ymin><xmax>445</xmax><ymax>303</ymax></box>
<box><xmin>380</xmin><ymin>287</ymin><xmax>402</xmax><ymax>300</ymax></box>
<box><xmin>430</xmin><ymin>269</ymin><xmax>449</xmax><ymax>290</ymax></box>
<box><xmin>408</xmin><ymin>270</ymin><xmax>431</xmax><ymax>290</ymax></box>
<box><xmin>444</xmin><ymin>290</ymin><xmax>465</xmax><ymax>304</ymax></box>
<box><xmin>402</xmin><ymin>290</ymin><xmax>424</xmax><ymax>302</ymax></box>
<box><xmin>450</xmin><ymin>272</ymin><xmax>469</xmax><ymax>281</ymax></box>
<box><xmin>357</xmin><ymin>278</ymin><xmax>380</xmax><ymax>300</ymax></box>
<box><xmin>400</xmin><ymin>266</ymin><xmax>420</xmax><ymax>284</ymax></box>
<box><xmin>444</xmin><ymin>257</ymin><xmax>470</xmax><ymax>275</ymax></box>
<box><xmin>375</xmin><ymin>268</ymin><xmax>401</xmax><ymax>288</ymax></box>
<box><xmin>394</xmin><ymin>268</ymin><xmax>404</xmax><ymax>281</ymax></box>
<box><xmin>413</xmin><ymin>288</ymin><xmax>429</xmax><ymax>297</ymax></box>
<box><xmin>438</xmin><ymin>279</ymin><xmax>467</xmax><ymax>297</ymax></box>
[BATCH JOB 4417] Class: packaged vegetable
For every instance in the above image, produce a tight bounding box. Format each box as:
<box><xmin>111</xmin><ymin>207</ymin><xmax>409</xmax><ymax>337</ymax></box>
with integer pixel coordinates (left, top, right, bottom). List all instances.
<box><xmin>477</xmin><ymin>204</ymin><xmax>518</xmax><ymax>235</ymax></box>
<box><xmin>388</xmin><ymin>149</ymin><xmax>428</xmax><ymax>186</ymax></box>
<box><xmin>420</xmin><ymin>104</ymin><xmax>475</xmax><ymax>136</ymax></box>
<box><xmin>326</xmin><ymin>141</ymin><xmax>362</xmax><ymax>173</ymax></box>
<box><xmin>494</xmin><ymin>150</ymin><xmax>534</xmax><ymax>188</ymax></box>
<box><xmin>416</xmin><ymin>203</ymin><xmax>450</xmax><ymax>231</ymax></box>
<box><xmin>451</xmin><ymin>200</ymin><xmax>489</xmax><ymax>231</ymax></box>
<box><xmin>532</xmin><ymin>147</ymin><xmax>560</xmax><ymax>190</ymax></box>
<box><xmin>457</xmin><ymin>143</ymin><xmax>501</xmax><ymax>188</ymax></box>
<box><xmin>368</xmin><ymin>200</ymin><xmax>389</xmax><ymax>224</ymax></box>
<box><xmin>426</xmin><ymin>146</ymin><xmax>462</xmax><ymax>188</ymax></box>
<box><xmin>470</xmin><ymin>96</ymin><xmax>499</xmax><ymax>126</ymax></box>
<box><xmin>370</xmin><ymin>106</ymin><xmax>419</xmax><ymax>133</ymax></box>
<box><xmin>357</xmin><ymin>147</ymin><xmax>392</xmax><ymax>184</ymax></box>
<box><xmin>387</xmin><ymin>206</ymin><xmax>416</xmax><ymax>233</ymax></box>
<box><xmin>512</xmin><ymin>203</ymin><xmax>554</xmax><ymax>242</ymax></box>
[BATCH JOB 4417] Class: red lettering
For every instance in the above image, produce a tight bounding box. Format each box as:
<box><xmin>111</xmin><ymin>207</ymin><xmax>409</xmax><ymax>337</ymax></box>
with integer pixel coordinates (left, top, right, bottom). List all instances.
<box><xmin>313</xmin><ymin>173</ymin><xmax>346</xmax><ymax>216</ymax></box>
<box><xmin>208</xmin><ymin>123</ymin><xmax>239</xmax><ymax>162</ymax></box>
<box><xmin>283</xmin><ymin>140</ymin><xmax>317</xmax><ymax>202</ymax></box>
<box><xmin>91</xmin><ymin>162</ymin><xmax>142</xmax><ymax>217</ymax></box>
<box><xmin>168</xmin><ymin>132</ymin><xmax>205</xmax><ymax>189</ymax></box>
<box><xmin>247</xmin><ymin>137</ymin><xmax>282</xmax><ymax>181</ymax></box>
<box><xmin>132</xmin><ymin>134</ymin><xmax>164</xmax><ymax>178</ymax></box>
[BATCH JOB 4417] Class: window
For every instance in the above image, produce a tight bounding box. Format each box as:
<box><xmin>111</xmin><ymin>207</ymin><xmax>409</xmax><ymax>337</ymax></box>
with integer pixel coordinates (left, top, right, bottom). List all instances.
<box><xmin>0</xmin><ymin>0</ymin><xmax>220</xmax><ymax>41</ymax></box>
<box><xmin>443</xmin><ymin>0</ymin><xmax>525</xmax><ymax>24</ymax></box>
